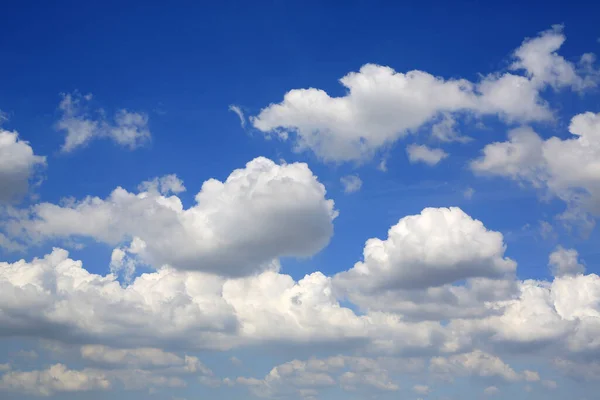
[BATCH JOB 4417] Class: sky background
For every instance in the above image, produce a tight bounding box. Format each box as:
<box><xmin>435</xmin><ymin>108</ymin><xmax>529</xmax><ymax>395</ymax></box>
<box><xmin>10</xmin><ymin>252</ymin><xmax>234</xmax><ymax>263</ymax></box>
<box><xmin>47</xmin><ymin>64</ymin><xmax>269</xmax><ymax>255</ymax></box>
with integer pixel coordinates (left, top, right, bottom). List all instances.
<box><xmin>1</xmin><ymin>1</ymin><xmax>600</xmax><ymax>399</ymax></box>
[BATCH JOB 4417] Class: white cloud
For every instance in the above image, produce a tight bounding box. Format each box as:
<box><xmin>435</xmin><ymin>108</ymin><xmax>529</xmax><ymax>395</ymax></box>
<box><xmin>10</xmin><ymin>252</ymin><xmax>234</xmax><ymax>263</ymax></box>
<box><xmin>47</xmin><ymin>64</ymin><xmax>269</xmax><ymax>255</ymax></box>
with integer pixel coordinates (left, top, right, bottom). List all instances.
<box><xmin>229</xmin><ymin>105</ymin><xmax>246</xmax><ymax>128</ymax></box>
<box><xmin>406</xmin><ymin>144</ymin><xmax>448</xmax><ymax>166</ymax></box>
<box><xmin>251</xmin><ymin>27</ymin><xmax>597</xmax><ymax>163</ymax></box>
<box><xmin>332</xmin><ymin>208</ymin><xmax>519</xmax><ymax>323</ymax></box>
<box><xmin>0</xmin><ymin>129</ymin><xmax>46</xmax><ymax>204</ymax></box>
<box><xmin>465</xmin><ymin>269</ymin><xmax>600</xmax><ymax>356</ymax></box>
<box><xmin>413</xmin><ymin>384</ymin><xmax>430</xmax><ymax>394</ymax></box>
<box><xmin>542</xmin><ymin>379</ymin><xmax>558</xmax><ymax>389</ymax></box>
<box><xmin>236</xmin><ymin>356</ymin><xmax>407</xmax><ymax>398</ymax></box>
<box><xmin>334</xmin><ymin>207</ymin><xmax>515</xmax><ymax>293</ymax></box>
<box><xmin>511</xmin><ymin>25</ymin><xmax>597</xmax><ymax>90</ymax></box>
<box><xmin>340</xmin><ymin>174</ymin><xmax>362</xmax><ymax>193</ymax></box>
<box><xmin>431</xmin><ymin>113</ymin><xmax>471</xmax><ymax>143</ymax></box>
<box><xmin>549</xmin><ymin>246</ymin><xmax>585</xmax><ymax>277</ymax></box>
<box><xmin>471</xmin><ymin>111</ymin><xmax>600</xmax><ymax>228</ymax></box>
<box><xmin>523</xmin><ymin>369</ymin><xmax>540</xmax><ymax>382</ymax></box>
<box><xmin>3</xmin><ymin>201</ymin><xmax>600</xmax><ymax>397</ymax></box>
<box><xmin>80</xmin><ymin>345</ymin><xmax>207</xmax><ymax>371</ymax></box>
<box><xmin>0</xmin><ymin>247</ymin><xmax>384</xmax><ymax>350</ymax></box>
<box><xmin>109</xmin><ymin>246</ymin><xmax>138</xmax><ymax>283</ymax></box>
<box><xmin>0</xmin><ymin>364</ymin><xmax>111</xmax><ymax>396</ymax></box>
<box><xmin>484</xmin><ymin>386</ymin><xmax>500</xmax><ymax>396</ymax></box>
<box><xmin>463</xmin><ymin>187</ymin><xmax>475</xmax><ymax>200</ymax></box>
<box><xmin>0</xmin><ymin>232</ymin><xmax>26</xmax><ymax>253</ymax></box>
<box><xmin>138</xmin><ymin>174</ymin><xmax>186</xmax><ymax>195</ymax></box>
<box><xmin>56</xmin><ymin>92</ymin><xmax>151</xmax><ymax>152</ymax></box>
<box><xmin>11</xmin><ymin>157</ymin><xmax>337</xmax><ymax>276</ymax></box>
<box><xmin>430</xmin><ymin>350</ymin><xmax>521</xmax><ymax>383</ymax></box>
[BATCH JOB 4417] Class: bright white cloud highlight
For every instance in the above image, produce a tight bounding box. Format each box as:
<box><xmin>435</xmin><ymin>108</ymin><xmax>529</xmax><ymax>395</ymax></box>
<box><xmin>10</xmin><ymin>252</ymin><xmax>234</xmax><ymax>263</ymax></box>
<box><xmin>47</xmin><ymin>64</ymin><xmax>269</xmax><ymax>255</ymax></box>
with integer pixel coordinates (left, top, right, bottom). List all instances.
<box><xmin>334</xmin><ymin>207</ymin><xmax>516</xmax><ymax>292</ymax></box>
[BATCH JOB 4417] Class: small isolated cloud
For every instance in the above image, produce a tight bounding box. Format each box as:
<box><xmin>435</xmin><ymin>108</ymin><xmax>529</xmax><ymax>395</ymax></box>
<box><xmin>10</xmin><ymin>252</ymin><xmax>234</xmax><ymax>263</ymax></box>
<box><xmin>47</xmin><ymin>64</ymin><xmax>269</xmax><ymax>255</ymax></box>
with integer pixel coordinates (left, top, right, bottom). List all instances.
<box><xmin>523</xmin><ymin>370</ymin><xmax>540</xmax><ymax>382</ymax></box>
<box><xmin>340</xmin><ymin>174</ymin><xmax>362</xmax><ymax>193</ymax></box>
<box><xmin>413</xmin><ymin>384</ymin><xmax>430</xmax><ymax>394</ymax></box>
<box><xmin>406</xmin><ymin>144</ymin><xmax>448</xmax><ymax>166</ymax></box>
<box><xmin>539</xmin><ymin>220</ymin><xmax>556</xmax><ymax>240</ymax></box>
<box><xmin>56</xmin><ymin>92</ymin><xmax>151</xmax><ymax>152</ymax></box>
<box><xmin>484</xmin><ymin>386</ymin><xmax>499</xmax><ymax>396</ymax></box>
<box><xmin>230</xmin><ymin>357</ymin><xmax>242</xmax><ymax>367</ymax></box>
<box><xmin>229</xmin><ymin>105</ymin><xmax>246</xmax><ymax>128</ymax></box>
<box><xmin>542</xmin><ymin>379</ymin><xmax>558</xmax><ymax>389</ymax></box>
<box><xmin>463</xmin><ymin>187</ymin><xmax>475</xmax><ymax>200</ymax></box>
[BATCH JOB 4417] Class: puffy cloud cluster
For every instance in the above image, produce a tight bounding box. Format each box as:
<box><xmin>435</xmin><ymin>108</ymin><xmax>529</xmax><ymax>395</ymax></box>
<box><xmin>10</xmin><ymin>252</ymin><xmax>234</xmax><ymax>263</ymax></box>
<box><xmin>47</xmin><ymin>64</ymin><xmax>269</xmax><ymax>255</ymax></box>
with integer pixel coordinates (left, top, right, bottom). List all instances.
<box><xmin>236</xmin><ymin>356</ymin><xmax>423</xmax><ymax>399</ymax></box>
<box><xmin>9</xmin><ymin>157</ymin><xmax>337</xmax><ymax>276</ymax></box>
<box><xmin>2</xmin><ymin>155</ymin><xmax>600</xmax><ymax>398</ymax></box>
<box><xmin>251</xmin><ymin>26</ymin><xmax>597</xmax><ymax>163</ymax></box>
<box><xmin>0</xmin><ymin>357</ymin><xmax>210</xmax><ymax>397</ymax></box>
<box><xmin>0</xmin><ymin>247</ymin><xmax>381</xmax><ymax>350</ymax></box>
<box><xmin>549</xmin><ymin>246</ymin><xmax>586</xmax><ymax>277</ymax></box>
<box><xmin>429</xmin><ymin>350</ymin><xmax>521</xmax><ymax>383</ymax></box>
<box><xmin>471</xmin><ymin>111</ymin><xmax>600</xmax><ymax>229</ymax></box>
<box><xmin>0</xmin><ymin>364</ymin><xmax>111</xmax><ymax>396</ymax></box>
<box><xmin>334</xmin><ymin>207</ymin><xmax>515</xmax><ymax>293</ymax></box>
<box><xmin>0</xmin><ymin>129</ymin><xmax>46</xmax><ymax>204</ymax></box>
<box><xmin>56</xmin><ymin>92</ymin><xmax>151</xmax><ymax>152</ymax></box>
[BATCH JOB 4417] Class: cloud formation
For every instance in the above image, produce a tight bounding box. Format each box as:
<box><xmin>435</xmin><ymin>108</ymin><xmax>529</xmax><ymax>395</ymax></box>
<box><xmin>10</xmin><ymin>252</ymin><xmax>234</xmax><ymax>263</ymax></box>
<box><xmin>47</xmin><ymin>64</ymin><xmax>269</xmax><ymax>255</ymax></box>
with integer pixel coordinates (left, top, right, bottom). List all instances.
<box><xmin>251</xmin><ymin>26</ymin><xmax>597</xmax><ymax>163</ymax></box>
<box><xmin>56</xmin><ymin>92</ymin><xmax>151</xmax><ymax>152</ymax></box>
<box><xmin>471</xmin><ymin>111</ymin><xmax>600</xmax><ymax>230</ymax></box>
<box><xmin>9</xmin><ymin>158</ymin><xmax>337</xmax><ymax>276</ymax></box>
<box><xmin>0</xmin><ymin>129</ymin><xmax>46</xmax><ymax>204</ymax></box>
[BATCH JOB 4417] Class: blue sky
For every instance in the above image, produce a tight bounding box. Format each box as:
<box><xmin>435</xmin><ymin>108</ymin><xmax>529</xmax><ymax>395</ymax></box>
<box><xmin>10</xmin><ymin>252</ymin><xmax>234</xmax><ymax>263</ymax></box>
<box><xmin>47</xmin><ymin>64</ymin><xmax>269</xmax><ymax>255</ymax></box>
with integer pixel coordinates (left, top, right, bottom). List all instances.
<box><xmin>1</xmin><ymin>1</ymin><xmax>600</xmax><ymax>399</ymax></box>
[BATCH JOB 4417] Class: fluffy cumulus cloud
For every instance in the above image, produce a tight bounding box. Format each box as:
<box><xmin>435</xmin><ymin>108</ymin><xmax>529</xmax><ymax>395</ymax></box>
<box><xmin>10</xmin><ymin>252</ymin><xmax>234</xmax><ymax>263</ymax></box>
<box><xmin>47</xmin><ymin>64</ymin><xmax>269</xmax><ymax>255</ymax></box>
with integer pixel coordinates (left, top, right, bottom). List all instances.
<box><xmin>5</xmin><ymin>17</ymin><xmax>600</xmax><ymax>400</ymax></box>
<box><xmin>334</xmin><ymin>207</ymin><xmax>515</xmax><ymax>293</ymax></box>
<box><xmin>235</xmin><ymin>356</ymin><xmax>422</xmax><ymax>398</ymax></box>
<box><xmin>8</xmin><ymin>157</ymin><xmax>337</xmax><ymax>276</ymax></box>
<box><xmin>430</xmin><ymin>350</ymin><xmax>521</xmax><ymax>383</ymax></box>
<box><xmin>2</xmin><ymin>203</ymin><xmax>600</xmax><ymax>397</ymax></box>
<box><xmin>0</xmin><ymin>355</ymin><xmax>209</xmax><ymax>397</ymax></box>
<box><xmin>471</xmin><ymin>111</ymin><xmax>600</xmax><ymax>229</ymax></box>
<box><xmin>0</xmin><ymin>129</ymin><xmax>46</xmax><ymax>204</ymax></box>
<box><xmin>0</xmin><ymin>364</ymin><xmax>111</xmax><ymax>396</ymax></box>
<box><xmin>56</xmin><ymin>92</ymin><xmax>151</xmax><ymax>152</ymax></box>
<box><xmin>3</xmin><ymin>245</ymin><xmax>423</xmax><ymax>353</ymax></box>
<box><xmin>251</xmin><ymin>26</ymin><xmax>597</xmax><ymax>163</ymax></box>
<box><xmin>549</xmin><ymin>246</ymin><xmax>585</xmax><ymax>277</ymax></box>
